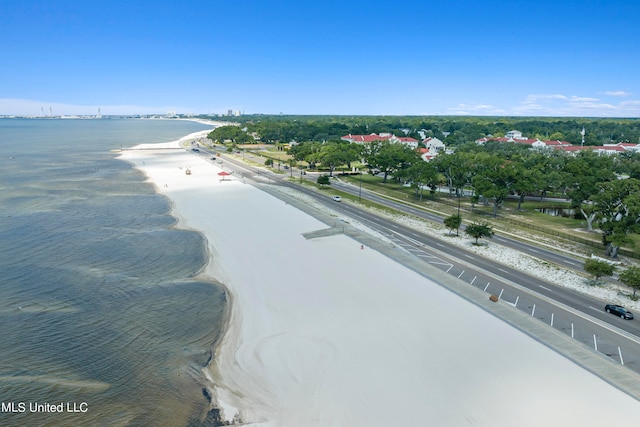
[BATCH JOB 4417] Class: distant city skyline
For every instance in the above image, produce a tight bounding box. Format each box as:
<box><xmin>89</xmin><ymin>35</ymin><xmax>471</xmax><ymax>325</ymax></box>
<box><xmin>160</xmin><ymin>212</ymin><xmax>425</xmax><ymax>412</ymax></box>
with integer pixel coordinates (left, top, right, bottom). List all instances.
<box><xmin>2</xmin><ymin>0</ymin><xmax>639</xmax><ymax>117</ymax></box>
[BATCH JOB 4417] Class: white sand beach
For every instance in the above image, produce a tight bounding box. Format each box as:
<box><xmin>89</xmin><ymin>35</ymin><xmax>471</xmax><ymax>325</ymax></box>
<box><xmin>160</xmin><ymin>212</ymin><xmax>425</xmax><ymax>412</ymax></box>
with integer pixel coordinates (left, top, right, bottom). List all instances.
<box><xmin>120</xmin><ymin>138</ymin><xmax>640</xmax><ymax>426</ymax></box>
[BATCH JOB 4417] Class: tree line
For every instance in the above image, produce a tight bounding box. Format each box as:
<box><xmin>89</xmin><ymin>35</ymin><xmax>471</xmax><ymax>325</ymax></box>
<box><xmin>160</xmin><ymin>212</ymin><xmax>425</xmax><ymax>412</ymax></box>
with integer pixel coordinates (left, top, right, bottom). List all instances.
<box><xmin>205</xmin><ymin>115</ymin><xmax>640</xmax><ymax>258</ymax></box>
<box><xmin>203</xmin><ymin>114</ymin><xmax>640</xmax><ymax>147</ymax></box>
<box><xmin>287</xmin><ymin>139</ymin><xmax>640</xmax><ymax>258</ymax></box>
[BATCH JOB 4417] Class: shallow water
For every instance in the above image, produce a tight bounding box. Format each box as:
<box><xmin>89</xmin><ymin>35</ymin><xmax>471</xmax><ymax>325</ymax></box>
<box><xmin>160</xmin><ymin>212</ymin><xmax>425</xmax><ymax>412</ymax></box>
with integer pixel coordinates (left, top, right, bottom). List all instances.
<box><xmin>0</xmin><ymin>118</ymin><xmax>227</xmax><ymax>426</ymax></box>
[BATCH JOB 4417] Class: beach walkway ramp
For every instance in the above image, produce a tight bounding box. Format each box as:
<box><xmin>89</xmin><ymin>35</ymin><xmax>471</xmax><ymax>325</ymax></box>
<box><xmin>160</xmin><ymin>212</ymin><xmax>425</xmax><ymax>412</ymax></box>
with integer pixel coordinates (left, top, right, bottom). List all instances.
<box><xmin>302</xmin><ymin>227</ymin><xmax>344</xmax><ymax>240</ymax></box>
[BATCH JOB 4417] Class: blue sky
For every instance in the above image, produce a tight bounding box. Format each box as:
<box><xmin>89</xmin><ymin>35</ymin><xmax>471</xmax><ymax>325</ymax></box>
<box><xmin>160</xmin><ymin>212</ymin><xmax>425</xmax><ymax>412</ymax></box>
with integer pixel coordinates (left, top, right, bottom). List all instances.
<box><xmin>1</xmin><ymin>0</ymin><xmax>639</xmax><ymax>117</ymax></box>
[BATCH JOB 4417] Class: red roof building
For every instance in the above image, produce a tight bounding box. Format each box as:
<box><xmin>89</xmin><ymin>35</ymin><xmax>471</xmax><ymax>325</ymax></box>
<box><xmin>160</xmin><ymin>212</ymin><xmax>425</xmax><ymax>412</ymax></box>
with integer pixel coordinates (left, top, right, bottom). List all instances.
<box><xmin>341</xmin><ymin>133</ymin><xmax>419</xmax><ymax>148</ymax></box>
<box><xmin>341</xmin><ymin>133</ymin><xmax>392</xmax><ymax>143</ymax></box>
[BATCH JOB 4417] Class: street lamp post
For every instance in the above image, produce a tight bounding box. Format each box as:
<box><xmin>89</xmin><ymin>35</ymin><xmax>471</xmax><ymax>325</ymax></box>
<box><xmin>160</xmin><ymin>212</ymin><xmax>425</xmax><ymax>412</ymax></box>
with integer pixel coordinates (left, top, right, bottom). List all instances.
<box><xmin>456</xmin><ymin>188</ymin><xmax>461</xmax><ymax>237</ymax></box>
<box><xmin>359</xmin><ymin>170</ymin><xmax>363</xmax><ymax>199</ymax></box>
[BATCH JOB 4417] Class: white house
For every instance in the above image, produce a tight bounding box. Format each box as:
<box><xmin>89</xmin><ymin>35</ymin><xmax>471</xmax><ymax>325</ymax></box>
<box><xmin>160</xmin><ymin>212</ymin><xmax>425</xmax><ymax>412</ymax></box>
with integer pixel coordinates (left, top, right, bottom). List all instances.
<box><xmin>505</xmin><ymin>130</ymin><xmax>523</xmax><ymax>139</ymax></box>
<box><xmin>423</xmin><ymin>137</ymin><xmax>445</xmax><ymax>152</ymax></box>
<box><xmin>389</xmin><ymin>135</ymin><xmax>419</xmax><ymax>148</ymax></box>
<box><xmin>342</xmin><ymin>133</ymin><xmax>419</xmax><ymax>149</ymax></box>
<box><xmin>603</xmin><ymin>142</ymin><xmax>640</xmax><ymax>153</ymax></box>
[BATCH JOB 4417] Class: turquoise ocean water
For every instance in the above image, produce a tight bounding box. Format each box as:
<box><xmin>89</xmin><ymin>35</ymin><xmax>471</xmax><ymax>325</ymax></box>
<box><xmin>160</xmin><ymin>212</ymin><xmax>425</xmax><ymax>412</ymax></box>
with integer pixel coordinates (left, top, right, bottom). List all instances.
<box><xmin>0</xmin><ymin>118</ymin><xmax>227</xmax><ymax>426</ymax></box>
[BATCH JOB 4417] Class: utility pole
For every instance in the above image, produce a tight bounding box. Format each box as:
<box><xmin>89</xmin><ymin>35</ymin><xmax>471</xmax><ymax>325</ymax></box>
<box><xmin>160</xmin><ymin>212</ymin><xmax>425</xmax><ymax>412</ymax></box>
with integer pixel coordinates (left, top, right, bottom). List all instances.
<box><xmin>456</xmin><ymin>188</ymin><xmax>461</xmax><ymax>237</ymax></box>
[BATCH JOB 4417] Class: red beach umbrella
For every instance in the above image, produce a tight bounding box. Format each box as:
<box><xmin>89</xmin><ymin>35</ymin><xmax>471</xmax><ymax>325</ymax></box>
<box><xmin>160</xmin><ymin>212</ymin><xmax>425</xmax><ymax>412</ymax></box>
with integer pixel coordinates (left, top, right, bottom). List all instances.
<box><xmin>217</xmin><ymin>171</ymin><xmax>231</xmax><ymax>181</ymax></box>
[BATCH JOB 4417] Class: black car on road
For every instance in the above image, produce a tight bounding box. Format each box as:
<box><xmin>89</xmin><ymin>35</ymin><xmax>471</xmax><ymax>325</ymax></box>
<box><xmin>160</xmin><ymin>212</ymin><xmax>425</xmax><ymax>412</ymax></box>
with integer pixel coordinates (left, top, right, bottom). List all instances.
<box><xmin>605</xmin><ymin>304</ymin><xmax>634</xmax><ymax>320</ymax></box>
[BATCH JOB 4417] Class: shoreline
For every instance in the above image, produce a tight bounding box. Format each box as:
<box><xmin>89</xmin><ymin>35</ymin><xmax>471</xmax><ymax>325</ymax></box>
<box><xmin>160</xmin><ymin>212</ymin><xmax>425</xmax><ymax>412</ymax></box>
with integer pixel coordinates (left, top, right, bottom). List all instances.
<box><xmin>119</xmin><ymin>137</ymin><xmax>640</xmax><ymax>426</ymax></box>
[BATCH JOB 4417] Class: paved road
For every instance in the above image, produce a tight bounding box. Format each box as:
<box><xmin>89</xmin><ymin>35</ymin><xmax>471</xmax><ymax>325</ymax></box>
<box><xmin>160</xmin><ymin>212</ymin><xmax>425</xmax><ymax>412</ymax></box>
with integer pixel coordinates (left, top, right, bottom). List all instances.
<box><xmin>328</xmin><ymin>177</ymin><xmax>592</xmax><ymax>272</ymax></box>
<box><xmin>192</xmin><ymin>146</ymin><xmax>640</xmax><ymax>382</ymax></box>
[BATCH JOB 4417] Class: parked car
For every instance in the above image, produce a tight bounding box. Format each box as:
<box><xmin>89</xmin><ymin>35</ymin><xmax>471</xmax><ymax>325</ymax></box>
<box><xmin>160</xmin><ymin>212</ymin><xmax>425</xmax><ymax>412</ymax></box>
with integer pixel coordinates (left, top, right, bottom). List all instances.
<box><xmin>332</xmin><ymin>196</ymin><xmax>342</xmax><ymax>202</ymax></box>
<box><xmin>605</xmin><ymin>304</ymin><xmax>634</xmax><ymax>320</ymax></box>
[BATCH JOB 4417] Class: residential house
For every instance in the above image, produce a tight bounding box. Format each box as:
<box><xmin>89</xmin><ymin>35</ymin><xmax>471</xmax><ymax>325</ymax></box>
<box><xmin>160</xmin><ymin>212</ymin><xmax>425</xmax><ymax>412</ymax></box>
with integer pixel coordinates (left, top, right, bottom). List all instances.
<box><xmin>341</xmin><ymin>133</ymin><xmax>391</xmax><ymax>143</ymax></box>
<box><xmin>423</xmin><ymin>137</ymin><xmax>445</xmax><ymax>152</ymax></box>
<box><xmin>341</xmin><ymin>133</ymin><xmax>419</xmax><ymax>148</ymax></box>
<box><xmin>602</xmin><ymin>142</ymin><xmax>640</xmax><ymax>153</ymax></box>
<box><xmin>505</xmin><ymin>130</ymin><xmax>524</xmax><ymax>139</ymax></box>
<box><xmin>389</xmin><ymin>135</ymin><xmax>419</xmax><ymax>148</ymax></box>
<box><xmin>476</xmin><ymin>136</ymin><xmax>572</xmax><ymax>150</ymax></box>
<box><xmin>419</xmin><ymin>137</ymin><xmax>446</xmax><ymax>161</ymax></box>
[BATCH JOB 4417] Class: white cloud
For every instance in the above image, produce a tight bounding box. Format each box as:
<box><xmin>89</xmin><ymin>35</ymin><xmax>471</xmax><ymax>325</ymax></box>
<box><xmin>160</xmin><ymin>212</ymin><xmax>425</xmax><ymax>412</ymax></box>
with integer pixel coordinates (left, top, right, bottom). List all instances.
<box><xmin>447</xmin><ymin>103</ymin><xmax>506</xmax><ymax>115</ymax></box>
<box><xmin>511</xmin><ymin>93</ymin><xmax>640</xmax><ymax>117</ymax></box>
<box><xmin>443</xmin><ymin>92</ymin><xmax>640</xmax><ymax>117</ymax></box>
<box><xmin>523</xmin><ymin>94</ymin><xmax>568</xmax><ymax>103</ymax></box>
<box><xmin>604</xmin><ymin>90</ymin><xmax>632</xmax><ymax>97</ymax></box>
<box><xmin>569</xmin><ymin>95</ymin><xmax>599</xmax><ymax>102</ymax></box>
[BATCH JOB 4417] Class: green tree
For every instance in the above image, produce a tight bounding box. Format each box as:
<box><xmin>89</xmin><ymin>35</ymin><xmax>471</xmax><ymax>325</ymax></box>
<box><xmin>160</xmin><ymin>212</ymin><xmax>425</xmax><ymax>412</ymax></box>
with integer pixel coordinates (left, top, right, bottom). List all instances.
<box><xmin>444</xmin><ymin>214</ymin><xmax>462</xmax><ymax>236</ymax></box>
<box><xmin>394</xmin><ymin>160</ymin><xmax>439</xmax><ymax>201</ymax></box>
<box><xmin>291</xmin><ymin>141</ymin><xmax>323</xmax><ymax>169</ymax></box>
<box><xmin>264</xmin><ymin>158</ymin><xmax>274</xmax><ymax>167</ymax></box>
<box><xmin>564</xmin><ymin>151</ymin><xmax>616</xmax><ymax>231</ymax></box>
<box><xmin>314</xmin><ymin>141</ymin><xmax>358</xmax><ymax>177</ymax></box>
<box><xmin>617</xmin><ymin>152</ymin><xmax>640</xmax><ymax>179</ymax></box>
<box><xmin>465</xmin><ymin>222</ymin><xmax>494</xmax><ymax>245</ymax></box>
<box><xmin>432</xmin><ymin>151</ymin><xmax>474</xmax><ymax>196</ymax></box>
<box><xmin>360</xmin><ymin>140</ymin><xmax>383</xmax><ymax>173</ymax></box>
<box><xmin>215</xmin><ymin>115</ymin><xmax>640</xmax><ymax>149</ymax></box>
<box><xmin>590</xmin><ymin>178</ymin><xmax>640</xmax><ymax>257</ymax></box>
<box><xmin>583</xmin><ymin>258</ymin><xmax>614</xmax><ymax>283</ymax></box>
<box><xmin>472</xmin><ymin>155</ymin><xmax>518</xmax><ymax>216</ymax></box>
<box><xmin>362</xmin><ymin>141</ymin><xmax>418</xmax><ymax>183</ymax></box>
<box><xmin>317</xmin><ymin>175</ymin><xmax>330</xmax><ymax>186</ymax></box>
<box><xmin>549</xmin><ymin>131</ymin><xmax>565</xmax><ymax>140</ymax></box>
<box><xmin>538</xmin><ymin>152</ymin><xmax>568</xmax><ymax>198</ymax></box>
<box><xmin>512</xmin><ymin>162</ymin><xmax>543</xmax><ymax>211</ymax></box>
<box><xmin>619</xmin><ymin>266</ymin><xmax>640</xmax><ymax>298</ymax></box>
<box><xmin>207</xmin><ymin>125</ymin><xmax>255</xmax><ymax>144</ymax></box>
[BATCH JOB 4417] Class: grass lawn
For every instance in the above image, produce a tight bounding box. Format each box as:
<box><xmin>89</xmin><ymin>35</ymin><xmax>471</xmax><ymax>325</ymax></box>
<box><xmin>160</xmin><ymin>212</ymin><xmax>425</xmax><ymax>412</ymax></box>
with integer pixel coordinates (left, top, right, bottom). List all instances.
<box><xmin>228</xmin><ymin>152</ymin><xmax>638</xmax><ymax>260</ymax></box>
<box><xmin>259</xmin><ymin>148</ymin><xmax>292</xmax><ymax>162</ymax></box>
<box><xmin>339</xmin><ymin>174</ymin><xmax>638</xmax><ymax>259</ymax></box>
<box><xmin>293</xmin><ymin>176</ymin><xmax>430</xmax><ymax>215</ymax></box>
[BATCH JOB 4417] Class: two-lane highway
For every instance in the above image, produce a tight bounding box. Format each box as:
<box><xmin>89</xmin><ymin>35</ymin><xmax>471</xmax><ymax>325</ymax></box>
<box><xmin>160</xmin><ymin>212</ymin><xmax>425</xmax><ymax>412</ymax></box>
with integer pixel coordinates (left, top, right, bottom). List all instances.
<box><xmin>193</xmin><ymin>147</ymin><xmax>640</xmax><ymax>373</ymax></box>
